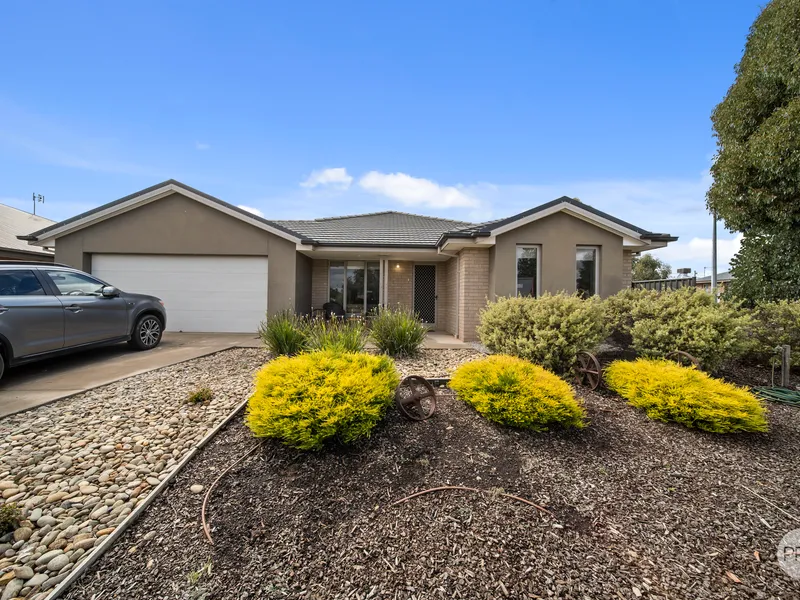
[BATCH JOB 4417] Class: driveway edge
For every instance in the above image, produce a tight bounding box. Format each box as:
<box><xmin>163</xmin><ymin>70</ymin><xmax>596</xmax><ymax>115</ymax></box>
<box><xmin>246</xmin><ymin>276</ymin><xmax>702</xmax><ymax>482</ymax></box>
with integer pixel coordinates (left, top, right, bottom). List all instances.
<box><xmin>46</xmin><ymin>394</ymin><xmax>252</xmax><ymax>600</ymax></box>
<box><xmin>1</xmin><ymin>344</ymin><xmax>241</xmax><ymax>420</ymax></box>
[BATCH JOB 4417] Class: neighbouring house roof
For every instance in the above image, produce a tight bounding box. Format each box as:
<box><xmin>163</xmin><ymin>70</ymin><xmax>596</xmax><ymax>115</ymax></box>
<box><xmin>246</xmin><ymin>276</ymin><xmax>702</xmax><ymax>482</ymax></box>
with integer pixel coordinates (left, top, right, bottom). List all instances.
<box><xmin>696</xmin><ymin>271</ymin><xmax>733</xmax><ymax>283</ymax></box>
<box><xmin>19</xmin><ymin>180</ymin><xmax>676</xmax><ymax>252</ymax></box>
<box><xmin>0</xmin><ymin>204</ymin><xmax>56</xmax><ymax>257</ymax></box>
<box><xmin>275</xmin><ymin>212</ymin><xmax>472</xmax><ymax>248</ymax></box>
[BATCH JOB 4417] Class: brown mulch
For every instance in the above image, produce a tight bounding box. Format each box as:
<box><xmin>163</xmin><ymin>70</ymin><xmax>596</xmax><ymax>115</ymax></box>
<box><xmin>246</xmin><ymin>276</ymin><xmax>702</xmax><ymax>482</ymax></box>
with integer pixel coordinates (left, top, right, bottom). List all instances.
<box><xmin>64</xmin><ymin>390</ymin><xmax>800</xmax><ymax>600</ymax></box>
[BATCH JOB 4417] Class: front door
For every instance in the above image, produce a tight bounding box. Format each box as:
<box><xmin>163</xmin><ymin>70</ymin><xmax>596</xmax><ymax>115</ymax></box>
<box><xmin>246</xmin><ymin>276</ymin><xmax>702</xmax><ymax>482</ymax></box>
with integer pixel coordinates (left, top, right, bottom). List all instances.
<box><xmin>413</xmin><ymin>264</ymin><xmax>436</xmax><ymax>325</ymax></box>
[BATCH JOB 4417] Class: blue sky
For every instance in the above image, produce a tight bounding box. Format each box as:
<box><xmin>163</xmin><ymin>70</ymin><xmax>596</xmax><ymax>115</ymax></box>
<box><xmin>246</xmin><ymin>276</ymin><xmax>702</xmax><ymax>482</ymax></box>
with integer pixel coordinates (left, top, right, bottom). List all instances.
<box><xmin>0</xmin><ymin>1</ymin><xmax>762</xmax><ymax>276</ymax></box>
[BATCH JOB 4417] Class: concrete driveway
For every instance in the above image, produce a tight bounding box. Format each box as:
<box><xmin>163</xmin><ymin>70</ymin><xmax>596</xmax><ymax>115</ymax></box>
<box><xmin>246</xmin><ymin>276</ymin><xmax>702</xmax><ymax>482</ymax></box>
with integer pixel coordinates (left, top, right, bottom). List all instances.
<box><xmin>0</xmin><ymin>332</ymin><xmax>261</xmax><ymax>418</ymax></box>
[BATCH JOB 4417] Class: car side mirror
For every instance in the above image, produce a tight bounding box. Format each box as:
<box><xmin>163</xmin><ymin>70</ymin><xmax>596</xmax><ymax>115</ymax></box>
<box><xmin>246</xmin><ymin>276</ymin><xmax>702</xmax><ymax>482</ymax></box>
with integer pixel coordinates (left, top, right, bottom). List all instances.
<box><xmin>101</xmin><ymin>286</ymin><xmax>119</xmax><ymax>298</ymax></box>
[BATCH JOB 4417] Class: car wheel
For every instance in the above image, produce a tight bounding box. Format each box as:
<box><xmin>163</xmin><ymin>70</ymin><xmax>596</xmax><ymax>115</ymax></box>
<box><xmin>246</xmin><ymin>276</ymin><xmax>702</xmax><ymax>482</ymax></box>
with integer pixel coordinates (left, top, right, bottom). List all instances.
<box><xmin>129</xmin><ymin>315</ymin><xmax>163</xmax><ymax>351</ymax></box>
<box><xmin>0</xmin><ymin>351</ymin><xmax>4</xmax><ymax>382</ymax></box>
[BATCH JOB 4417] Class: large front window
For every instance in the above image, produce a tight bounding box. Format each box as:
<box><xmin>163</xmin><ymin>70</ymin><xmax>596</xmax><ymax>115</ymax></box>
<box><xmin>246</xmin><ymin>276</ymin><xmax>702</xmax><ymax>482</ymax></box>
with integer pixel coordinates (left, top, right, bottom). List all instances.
<box><xmin>516</xmin><ymin>246</ymin><xmax>539</xmax><ymax>297</ymax></box>
<box><xmin>576</xmin><ymin>247</ymin><xmax>598</xmax><ymax>297</ymax></box>
<box><xmin>330</xmin><ymin>261</ymin><xmax>380</xmax><ymax>316</ymax></box>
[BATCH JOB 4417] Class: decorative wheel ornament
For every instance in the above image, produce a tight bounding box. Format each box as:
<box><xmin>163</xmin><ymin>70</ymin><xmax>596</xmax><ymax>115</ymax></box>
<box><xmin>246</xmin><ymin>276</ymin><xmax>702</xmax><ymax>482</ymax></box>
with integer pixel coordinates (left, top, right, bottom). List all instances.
<box><xmin>574</xmin><ymin>351</ymin><xmax>602</xmax><ymax>391</ymax></box>
<box><xmin>395</xmin><ymin>376</ymin><xmax>437</xmax><ymax>421</ymax></box>
<box><xmin>666</xmin><ymin>351</ymin><xmax>700</xmax><ymax>369</ymax></box>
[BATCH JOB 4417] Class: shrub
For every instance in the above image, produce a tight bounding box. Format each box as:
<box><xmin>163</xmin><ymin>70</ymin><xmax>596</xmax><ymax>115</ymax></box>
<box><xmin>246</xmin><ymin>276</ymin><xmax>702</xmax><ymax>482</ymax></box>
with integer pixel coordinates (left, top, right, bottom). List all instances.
<box><xmin>628</xmin><ymin>288</ymin><xmax>751</xmax><ymax>371</ymax></box>
<box><xmin>258</xmin><ymin>311</ymin><xmax>307</xmax><ymax>356</ymax></box>
<box><xmin>307</xmin><ymin>318</ymin><xmax>368</xmax><ymax>353</ymax></box>
<box><xmin>449</xmin><ymin>355</ymin><xmax>585</xmax><ymax>431</ymax></box>
<box><xmin>746</xmin><ymin>301</ymin><xmax>800</xmax><ymax>366</ymax></box>
<box><xmin>369</xmin><ymin>307</ymin><xmax>427</xmax><ymax>357</ymax></box>
<box><xmin>187</xmin><ymin>387</ymin><xmax>214</xmax><ymax>404</ymax></box>
<box><xmin>605</xmin><ymin>358</ymin><xmax>768</xmax><ymax>433</ymax></box>
<box><xmin>477</xmin><ymin>293</ymin><xmax>607</xmax><ymax>374</ymax></box>
<box><xmin>603</xmin><ymin>288</ymin><xmax>658</xmax><ymax>346</ymax></box>
<box><xmin>0</xmin><ymin>503</ymin><xmax>21</xmax><ymax>535</ymax></box>
<box><xmin>245</xmin><ymin>350</ymin><xmax>400</xmax><ymax>450</ymax></box>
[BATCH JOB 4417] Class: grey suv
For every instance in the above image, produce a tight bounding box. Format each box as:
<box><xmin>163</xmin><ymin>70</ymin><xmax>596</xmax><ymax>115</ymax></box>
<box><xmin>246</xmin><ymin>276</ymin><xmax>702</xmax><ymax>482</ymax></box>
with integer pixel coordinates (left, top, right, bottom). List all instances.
<box><xmin>0</xmin><ymin>262</ymin><xmax>167</xmax><ymax>381</ymax></box>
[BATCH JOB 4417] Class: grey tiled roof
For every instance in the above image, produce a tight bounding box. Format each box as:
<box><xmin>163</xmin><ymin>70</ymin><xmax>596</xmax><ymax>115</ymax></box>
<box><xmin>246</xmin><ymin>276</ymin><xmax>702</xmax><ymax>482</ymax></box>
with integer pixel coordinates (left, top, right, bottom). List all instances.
<box><xmin>0</xmin><ymin>204</ymin><xmax>55</xmax><ymax>256</ymax></box>
<box><xmin>275</xmin><ymin>211</ymin><xmax>473</xmax><ymax>247</ymax></box>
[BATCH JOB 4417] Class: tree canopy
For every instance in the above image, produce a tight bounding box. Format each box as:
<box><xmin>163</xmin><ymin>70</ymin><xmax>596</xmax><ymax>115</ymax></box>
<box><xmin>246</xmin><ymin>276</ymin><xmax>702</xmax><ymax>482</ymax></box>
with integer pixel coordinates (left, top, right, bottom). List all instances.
<box><xmin>707</xmin><ymin>0</ymin><xmax>800</xmax><ymax>302</ymax></box>
<box><xmin>632</xmin><ymin>254</ymin><xmax>672</xmax><ymax>281</ymax></box>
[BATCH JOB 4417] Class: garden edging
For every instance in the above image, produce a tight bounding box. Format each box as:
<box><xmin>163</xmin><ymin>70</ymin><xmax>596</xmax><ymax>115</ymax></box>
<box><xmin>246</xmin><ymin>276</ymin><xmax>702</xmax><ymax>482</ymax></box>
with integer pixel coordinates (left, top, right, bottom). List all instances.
<box><xmin>45</xmin><ymin>394</ymin><xmax>252</xmax><ymax>600</ymax></box>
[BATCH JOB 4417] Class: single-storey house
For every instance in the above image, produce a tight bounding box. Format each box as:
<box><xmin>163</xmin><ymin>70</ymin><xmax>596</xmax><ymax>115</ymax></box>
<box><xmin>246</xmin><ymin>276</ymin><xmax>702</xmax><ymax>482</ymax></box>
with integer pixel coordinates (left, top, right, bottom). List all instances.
<box><xmin>19</xmin><ymin>180</ymin><xmax>676</xmax><ymax>340</ymax></box>
<box><xmin>0</xmin><ymin>204</ymin><xmax>55</xmax><ymax>262</ymax></box>
<box><xmin>696</xmin><ymin>271</ymin><xmax>733</xmax><ymax>294</ymax></box>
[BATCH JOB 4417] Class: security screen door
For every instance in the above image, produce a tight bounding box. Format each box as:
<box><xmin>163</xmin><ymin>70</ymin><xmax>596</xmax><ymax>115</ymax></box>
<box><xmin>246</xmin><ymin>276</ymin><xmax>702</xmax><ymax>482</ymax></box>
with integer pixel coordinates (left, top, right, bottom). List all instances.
<box><xmin>413</xmin><ymin>264</ymin><xmax>436</xmax><ymax>324</ymax></box>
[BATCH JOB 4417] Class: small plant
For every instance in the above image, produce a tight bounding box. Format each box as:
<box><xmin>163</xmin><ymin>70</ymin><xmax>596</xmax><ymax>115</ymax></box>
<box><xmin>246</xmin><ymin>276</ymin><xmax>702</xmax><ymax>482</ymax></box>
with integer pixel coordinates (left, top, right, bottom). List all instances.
<box><xmin>306</xmin><ymin>318</ymin><xmax>368</xmax><ymax>353</ymax></box>
<box><xmin>449</xmin><ymin>355</ymin><xmax>586</xmax><ymax>431</ymax></box>
<box><xmin>627</xmin><ymin>287</ymin><xmax>751</xmax><ymax>371</ymax></box>
<box><xmin>258</xmin><ymin>311</ymin><xmax>308</xmax><ymax>356</ymax></box>
<box><xmin>0</xmin><ymin>503</ymin><xmax>21</xmax><ymax>535</ymax></box>
<box><xmin>369</xmin><ymin>307</ymin><xmax>427</xmax><ymax>357</ymax></box>
<box><xmin>187</xmin><ymin>560</ymin><xmax>213</xmax><ymax>585</ymax></box>
<box><xmin>187</xmin><ymin>387</ymin><xmax>214</xmax><ymax>404</ymax></box>
<box><xmin>477</xmin><ymin>292</ymin><xmax>607</xmax><ymax>374</ymax></box>
<box><xmin>246</xmin><ymin>350</ymin><xmax>400</xmax><ymax>450</ymax></box>
<box><xmin>605</xmin><ymin>358</ymin><xmax>768</xmax><ymax>433</ymax></box>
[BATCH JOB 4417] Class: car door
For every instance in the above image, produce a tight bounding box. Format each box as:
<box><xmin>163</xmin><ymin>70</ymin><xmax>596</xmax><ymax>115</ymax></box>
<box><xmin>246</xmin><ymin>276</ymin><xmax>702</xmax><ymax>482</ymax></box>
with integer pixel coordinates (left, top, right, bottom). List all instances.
<box><xmin>42</xmin><ymin>270</ymin><xmax>129</xmax><ymax>347</ymax></box>
<box><xmin>0</xmin><ymin>269</ymin><xmax>65</xmax><ymax>358</ymax></box>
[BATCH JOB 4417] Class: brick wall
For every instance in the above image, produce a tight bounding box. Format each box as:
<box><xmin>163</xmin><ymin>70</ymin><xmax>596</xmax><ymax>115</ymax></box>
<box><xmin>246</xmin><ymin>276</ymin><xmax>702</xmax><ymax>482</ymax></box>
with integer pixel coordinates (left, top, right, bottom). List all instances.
<box><xmin>387</xmin><ymin>261</ymin><xmax>413</xmax><ymax>310</ymax></box>
<box><xmin>311</xmin><ymin>259</ymin><xmax>329</xmax><ymax>310</ymax></box>
<box><xmin>457</xmin><ymin>248</ymin><xmax>490</xmax><ymax>342</ymax></box>
<box><xmin>438</xmin><ymin>258</ymin><xmax>459</xmax><ymax>335</ymax></box>
<box><xmin>622</xmin><ymin>250</ymin><xmax>633</xmax><ymax>289</ymax></box>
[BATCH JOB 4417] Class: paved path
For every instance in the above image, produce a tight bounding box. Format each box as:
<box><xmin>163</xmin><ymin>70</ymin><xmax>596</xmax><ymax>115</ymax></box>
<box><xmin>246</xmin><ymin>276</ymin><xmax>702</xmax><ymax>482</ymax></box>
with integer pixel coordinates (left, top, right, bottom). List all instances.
<box><xmin>0</xmin><ymin>333</ymin><xmax>260</xmax><ymax>417</ymax></box>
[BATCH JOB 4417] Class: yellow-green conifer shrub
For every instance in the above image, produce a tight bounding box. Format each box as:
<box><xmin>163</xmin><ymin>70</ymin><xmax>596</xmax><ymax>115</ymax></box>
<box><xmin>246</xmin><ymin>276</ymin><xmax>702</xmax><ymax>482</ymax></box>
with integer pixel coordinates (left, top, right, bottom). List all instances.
<box><xmin>605</xmin><ymin>358</ymin><xmax>768</xmax><ymax>433</ymax></box>
<box><xmin>246</xmin><ymin>350</ymin><xmax>400</xmax><ymax>450</ymax></box>
<box><xmin>449</xmin><ymin>355</ymin><xmax>585</xmax><ymax>431</ymax></box>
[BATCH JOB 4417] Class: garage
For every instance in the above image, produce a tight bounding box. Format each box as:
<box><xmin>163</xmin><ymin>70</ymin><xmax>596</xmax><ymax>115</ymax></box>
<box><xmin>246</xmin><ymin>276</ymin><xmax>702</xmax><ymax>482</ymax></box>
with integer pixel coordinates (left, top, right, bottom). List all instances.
<box><xmin>92</xmin><ymin>254</ymin><xmax>268</xmax><ymax>333</ymax></box>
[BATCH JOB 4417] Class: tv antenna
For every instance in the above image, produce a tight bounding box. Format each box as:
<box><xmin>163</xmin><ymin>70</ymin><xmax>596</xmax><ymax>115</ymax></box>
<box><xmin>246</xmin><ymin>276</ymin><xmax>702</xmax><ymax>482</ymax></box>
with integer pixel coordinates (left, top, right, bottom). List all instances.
<box><xmin>32</xmin><ymin>193</ymin><xmax>44</xmax><ymax>215</ymax></box>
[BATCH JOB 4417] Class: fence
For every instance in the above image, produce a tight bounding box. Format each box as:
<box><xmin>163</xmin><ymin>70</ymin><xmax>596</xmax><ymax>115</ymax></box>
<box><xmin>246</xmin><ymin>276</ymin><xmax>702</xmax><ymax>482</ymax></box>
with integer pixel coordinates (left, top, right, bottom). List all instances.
<box><xmin>632</xmin><ymin>276</ymin><xmax>696</xmax><ymax>291</ymax></box>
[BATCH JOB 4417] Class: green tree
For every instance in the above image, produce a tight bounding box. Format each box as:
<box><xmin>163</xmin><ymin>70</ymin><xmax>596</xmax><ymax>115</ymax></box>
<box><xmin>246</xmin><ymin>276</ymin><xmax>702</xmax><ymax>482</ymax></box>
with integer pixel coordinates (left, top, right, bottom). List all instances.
<box><xmin>707</xmin><ymin>0</ymin><xmax>800</xmax><ymax>302</ymax></box>
<box><xmin>632</xmin><ymin>254</ymin><xmax>672</xmax><ymax>281</ymax></box>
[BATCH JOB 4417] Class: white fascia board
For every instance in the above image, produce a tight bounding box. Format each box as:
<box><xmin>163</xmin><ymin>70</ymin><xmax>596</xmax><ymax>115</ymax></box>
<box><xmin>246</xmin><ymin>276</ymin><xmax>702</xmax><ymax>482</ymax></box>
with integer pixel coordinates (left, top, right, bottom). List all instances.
<box><xmin>27</xmin><ymin>184</ymin><xmax>302</xmax><ymax>246</ymax></box>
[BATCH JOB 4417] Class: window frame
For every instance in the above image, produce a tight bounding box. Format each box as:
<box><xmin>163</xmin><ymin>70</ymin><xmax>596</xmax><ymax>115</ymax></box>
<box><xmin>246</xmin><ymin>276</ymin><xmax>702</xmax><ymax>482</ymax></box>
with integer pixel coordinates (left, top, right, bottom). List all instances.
<box><xmin>575</xmin><ymin>245</ymin><xmax>600</xmax><ymax>297</ymax></box>
<box><xmin>328</xmin><ymin>260</ymin><xmax>381</xmax><ymax>315</ymax></box>
<box><xmin>515</xmin><ymin>244</ymin><xmax>541</xmax><ymax>298</ymax></box>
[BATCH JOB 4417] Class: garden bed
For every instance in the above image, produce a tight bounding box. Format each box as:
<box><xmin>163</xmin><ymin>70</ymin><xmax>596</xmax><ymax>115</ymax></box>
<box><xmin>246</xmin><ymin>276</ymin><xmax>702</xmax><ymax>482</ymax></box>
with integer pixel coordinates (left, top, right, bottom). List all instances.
<box><xmin>63</xmin><ymin>386</ymin><xmax>800</xmax><ymax>599</ymax></box>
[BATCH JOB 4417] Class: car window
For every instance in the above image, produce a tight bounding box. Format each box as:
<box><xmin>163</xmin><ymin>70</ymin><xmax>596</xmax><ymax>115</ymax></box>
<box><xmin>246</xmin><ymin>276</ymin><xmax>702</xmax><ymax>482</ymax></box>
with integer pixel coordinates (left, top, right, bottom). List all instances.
<box><xmin>46</xmin><ymin>271</ymin><xmax>105</xmax><ymax>297</ymax></box>
<box><xmin>0</xmin><ymin>270</ymin><xmax>46</xmax><ymax>296</ymax></box>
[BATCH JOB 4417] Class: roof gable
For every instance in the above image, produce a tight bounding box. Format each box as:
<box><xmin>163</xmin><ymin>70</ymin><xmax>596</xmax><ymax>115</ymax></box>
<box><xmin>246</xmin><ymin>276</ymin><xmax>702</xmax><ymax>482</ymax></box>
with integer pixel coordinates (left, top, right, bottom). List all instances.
<box><xmin>0</xmin><ymin>204</ymin><xmax>55</xmax><ymax>256</ymax></box>
<box><xmin>22</xmin><ymin>180</ymin><xmax>306</xmax><ymax>246</ymax></box>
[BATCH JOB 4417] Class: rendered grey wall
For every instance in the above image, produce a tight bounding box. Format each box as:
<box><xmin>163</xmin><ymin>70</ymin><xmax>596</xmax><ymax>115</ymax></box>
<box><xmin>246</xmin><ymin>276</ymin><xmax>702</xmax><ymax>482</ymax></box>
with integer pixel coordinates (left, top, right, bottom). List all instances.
<box><xmin>53</xmin><ymin>192</ymin><xmax>299</xmax><ymax>315</ymax></box>
<box><xmin>489</xmin><ymin>211</ymin><xmax>624</xmax><ymax>299</ymax></box>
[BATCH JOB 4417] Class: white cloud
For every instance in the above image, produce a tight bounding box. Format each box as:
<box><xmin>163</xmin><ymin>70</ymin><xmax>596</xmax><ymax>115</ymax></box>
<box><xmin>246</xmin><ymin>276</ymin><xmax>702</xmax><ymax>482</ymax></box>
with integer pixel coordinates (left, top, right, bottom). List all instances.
<box><xmin>647</xmin><ymin>232</ymin><xmax>742</xmax><ymax>274</ymax></box>
<box><xmin>359</xmin><ymin>171</ymin><xmax>479</xmax><ymax>208</ymax></box>
<box><xmin>237</xmin><ymin>205</ymin><xmax>264</xmax><ymax>217</ymax></box>
<box><xmin>195</xmin><ymin>142</ymin><xmax>211</xmax><ymax>151</ymax></box>
<box><xmin>300</xmin><ymin>167</ymin><xmax>353</xmax><ymax>190</ymax></box>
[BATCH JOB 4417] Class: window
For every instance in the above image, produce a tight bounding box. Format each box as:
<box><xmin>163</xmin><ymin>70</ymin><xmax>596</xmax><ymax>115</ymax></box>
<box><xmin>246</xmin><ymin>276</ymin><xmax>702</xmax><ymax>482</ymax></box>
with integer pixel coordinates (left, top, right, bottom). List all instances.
<box><xmin>516</xmin><ymin>246</ymin><xmax>540</xmax><ymax>297</ymax></box>
<box><xmin>0</xmin><ymin>270</ymin><xmax>45</xmax><ymax>296</ymax></box>
<box><xmin>46</xmin><ymin>271</ymin><xmax>105</xmax><ymax>297</ymax></box>
<box><xmin>329</xmin><ymin>261</ymin><xmax>380</xmax><ymax>315</ymax></box>
<box><xmin>576</xmin><ymin>247</ymin><xmax>599</xmax><ymax>297</ymax></box>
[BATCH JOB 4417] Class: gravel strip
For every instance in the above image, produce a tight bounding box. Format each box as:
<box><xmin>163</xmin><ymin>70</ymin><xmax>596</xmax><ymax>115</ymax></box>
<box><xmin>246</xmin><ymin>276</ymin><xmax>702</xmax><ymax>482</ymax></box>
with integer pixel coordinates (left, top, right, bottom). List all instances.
<box><xmin>385</xmin><ymin>348</ymin><xmax>484</xmax><ymax>379</ymax></box>
<box><xmin>0</xmin><ymin>347</ymin><xmax>267</xmax><ymax>600</ymax></box>
<box><xmin>62</xmin><ymin>386</ymin><xmax>800</xmax><ymax>599</ymax></box>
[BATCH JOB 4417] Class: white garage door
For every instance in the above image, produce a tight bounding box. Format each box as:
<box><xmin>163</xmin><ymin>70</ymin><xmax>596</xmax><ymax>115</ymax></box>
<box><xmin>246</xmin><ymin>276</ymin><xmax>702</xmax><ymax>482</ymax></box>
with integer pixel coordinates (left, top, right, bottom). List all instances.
<box><xmin>92</xmin><ymin>255</ymin><xmax>268</xmax><ymax>333</ymax></box>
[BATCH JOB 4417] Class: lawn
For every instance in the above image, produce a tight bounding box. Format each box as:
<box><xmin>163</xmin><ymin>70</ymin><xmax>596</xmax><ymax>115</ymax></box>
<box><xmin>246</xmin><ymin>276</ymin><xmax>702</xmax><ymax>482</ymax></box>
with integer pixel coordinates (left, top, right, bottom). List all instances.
<box><xmin>62</xmin><ymin>383</ymin><xmax>800</xmax><ymax>599</ymax></box>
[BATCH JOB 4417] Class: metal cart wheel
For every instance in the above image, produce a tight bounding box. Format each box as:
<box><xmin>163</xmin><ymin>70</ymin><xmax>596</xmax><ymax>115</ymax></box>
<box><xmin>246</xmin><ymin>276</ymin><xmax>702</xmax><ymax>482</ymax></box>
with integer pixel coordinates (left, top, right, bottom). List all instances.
<box><xmin>666</xmin><ymin>351</ymin><xmax>700</xmax><ymax>369</ymax></box>
<box><xmin>395</xmin><ymin>376</ymin><xmax>437</xmax><ymax>421</ymax></box>
<box><xmin>574</xmin><ymin>351</ymin><xmax>602</xmax><ymax>391</ymax></box>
